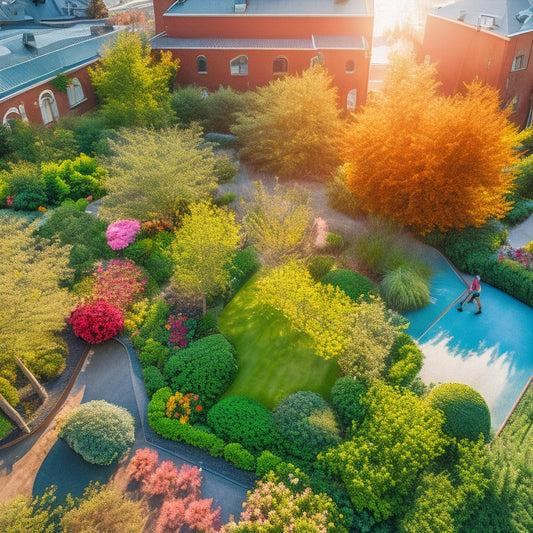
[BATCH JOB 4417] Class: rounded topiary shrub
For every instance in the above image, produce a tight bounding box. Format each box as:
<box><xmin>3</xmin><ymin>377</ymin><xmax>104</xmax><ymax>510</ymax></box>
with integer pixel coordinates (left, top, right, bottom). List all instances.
<box><xmin>207</xmin><ymin>396</ymin><xmax>281</xmax><ymax>455</ymax></box>
<box><xmin>59</xmin><ymin>401</ymin><xmax>135</xmax><ymax>465</ymax></box>
<box><xmin>380</xmin><ymin>267</ymin><xmax>430</xmax><ymax>312</ymax></box>
<box><xmin>321</xmin><ymin>268</ymin><xmax>378</xmax><ymax>302</ymax></box>
<box><xmin>428</xmin><ymin>383</ymin><xmax>491</xmax><ymax>442</ymax></box>
<box><xmin>274</xmin><ymin>391</ymin><xmax>342</xmax><ymax>460</ymax></box>
<box><xmin>164</xmin><ymin>334</ymin><xmax>237</xmax><ymax>409</ymax></box>
<box><xmin>330</xmin><ymin>376</ymin><xmax>368</xmax><ymax>428</ymax></box>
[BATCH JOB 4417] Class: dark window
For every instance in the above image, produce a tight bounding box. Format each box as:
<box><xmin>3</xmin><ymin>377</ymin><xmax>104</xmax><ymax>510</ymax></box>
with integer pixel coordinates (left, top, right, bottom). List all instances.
<box><xmin>273</xmin><ymin>57</ymin><xmax>288</xmax><ymax>73</ymax></box>
<box><xmin>345</xmin><ymin>59</ymin><xmax>355</xmax><ymax>73</ymax></box>
<box><xmin>197</xmin><ymin>55</ymin><xmax>207</xmax><ymax>73</ymax></box>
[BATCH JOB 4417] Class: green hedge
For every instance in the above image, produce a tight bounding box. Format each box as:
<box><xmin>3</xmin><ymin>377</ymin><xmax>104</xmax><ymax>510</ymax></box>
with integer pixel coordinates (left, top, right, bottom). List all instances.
<box><xmin>223</xmin><ymin>442</ymin><xmax>256</xmax><ymax>471</ymax></box>
<box><xmin>0</xmin><ymin>377</ymin><xmax>19</xmax><ymax>407</ymax></box>
<box><xmin>207</xmin><ymin>395</ymin><xmax>281</xmax><ymax>455</ymax></box>
<box><xmin>142</xmin><ymin>366</ymin><xmax>168</xmax><ymax>397</ymax></box>
<box><xmin>163</xmin><ymin>334</ymin><xmax>237</xmax><ymax>408</ymax></box>
<box><xmin>138</xmin><ymin>340</ymin><xmax>170</xmax><ymax>369</ymax></box>
<box><xmin>428</xmin><ymin>383</ymin><xmax>491</xmax><ymax>442</ymax></box>
<box><xmin>147</xmin><ymin>387</ymin><xmax>225</xmax><ymax>456</ymax></box>
<box><xmin>320</xmin><ymin>269</ymin><xmax>378</xmax><ymax>302</ymax></box>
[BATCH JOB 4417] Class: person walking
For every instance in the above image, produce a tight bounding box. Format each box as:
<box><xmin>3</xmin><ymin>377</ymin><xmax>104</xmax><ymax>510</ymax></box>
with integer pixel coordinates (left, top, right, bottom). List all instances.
<box><xmin>458</xmin><ymin>275</ymin><xmax>482</xmax><ymax>314</ymax></box>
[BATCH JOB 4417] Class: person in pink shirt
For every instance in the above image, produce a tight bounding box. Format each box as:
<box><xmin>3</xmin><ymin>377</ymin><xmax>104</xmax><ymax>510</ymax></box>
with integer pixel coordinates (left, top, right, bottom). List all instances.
<box><xmin>458</xmin><ymin>275</ymin><xmax>482</xmax><ymax>314</ymax></box>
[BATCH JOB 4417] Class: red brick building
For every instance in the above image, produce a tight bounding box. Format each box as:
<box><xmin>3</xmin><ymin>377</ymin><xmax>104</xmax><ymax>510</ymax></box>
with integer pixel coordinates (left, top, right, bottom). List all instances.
<box><xmin>150</xmin><ymin>0</ymin><xmax>374</xmax><ymax>110</ymax></box>
<box><xmin>422</xmin><ymin>0</ymin><xmax>533</xmax><ymax>128</ymax></box>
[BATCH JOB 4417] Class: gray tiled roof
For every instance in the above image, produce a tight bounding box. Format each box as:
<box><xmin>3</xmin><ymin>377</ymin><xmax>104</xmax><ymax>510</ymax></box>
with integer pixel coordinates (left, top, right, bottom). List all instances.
<box><xmin>0</xmin><ymin>23</ymin><xmax>124</xmax><ymax>101</ymax></box>
<box><xmin>165</xmin><ymin>0</ymin><xmax>370</xmax><ymax>16</ymax></box>
<box><xmin>0</xmin><ymin>0</ymin><xmax>89</xmax><ymax>23</ymax></box>
<box><xmin>150</xmin><ymin>34</ymin><xmax>366</xmax><ymax>50</ymax></box>
<box><xmin>428</xmin><ymin>0</ymin><xmax>533</xmax><ymax>37</ymax></box>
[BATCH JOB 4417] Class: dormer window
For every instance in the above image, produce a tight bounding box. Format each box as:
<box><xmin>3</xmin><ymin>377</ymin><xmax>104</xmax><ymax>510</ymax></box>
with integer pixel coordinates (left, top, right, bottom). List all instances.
<box><xmin>478</xmin><ymin>14</ymin><xmax>496</xmax><ymax>28</ymax></box>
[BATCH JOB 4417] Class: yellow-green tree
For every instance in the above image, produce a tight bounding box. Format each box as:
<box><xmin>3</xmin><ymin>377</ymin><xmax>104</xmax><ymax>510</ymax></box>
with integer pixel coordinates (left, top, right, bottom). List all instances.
<box><xmin>100</xmin><ymin>127</ymin><xmax>218</xmax><ymax>226</ymax></box>
<box><xmin>342</xmin><ymin>53</ymin><xmax>520</xmax><ymax>234</ymax></box>
<box><xmin>243</xmin><ymin>181</ymin><xmax>313</xmax><ymax>266</ymax></box>
<box><xmin>0</xmin><ymin>216</ymin><xmax>73</xmax><ymax>384</ymax></box>
<box><xmin>232</xmin><ymin>66</ymin><xmax>343</xmax><ymax>179</ymax></box>
<box><xmin>89</xmin><ymin>32</ymin><xmax>178</xmax><ymax>128</ymax></box>
<box><xmin>171</xmin><ymin>202</ymin><xmax>241</xmax><ymax>314</ymax></box>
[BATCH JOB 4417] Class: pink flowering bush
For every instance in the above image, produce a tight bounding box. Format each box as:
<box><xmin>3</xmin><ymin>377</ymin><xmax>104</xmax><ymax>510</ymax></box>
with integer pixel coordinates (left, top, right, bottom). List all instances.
<box><xmin>106</xmin><ymin>220</ymin><xmax>141</xmax><ymax>251</ymax></box>
<box><xmin>498</xmin><ymin>245</ymin><xmax>533</xmax><ymax>271</ymax></box>
<box><xmin>92</xmin><ymin>259</ymin><xmax>147</xmax><ymax>311</ymax></box>
<box><xmin>68</xmin><ymin>299</ymin><xmax>124</xmax><ymax>344</ymax></box>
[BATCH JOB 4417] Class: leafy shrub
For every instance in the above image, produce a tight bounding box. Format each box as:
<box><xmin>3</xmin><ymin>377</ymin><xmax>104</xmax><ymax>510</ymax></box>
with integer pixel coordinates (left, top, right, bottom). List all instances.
<box><xmin>255</xmin><ymin>450</ymin><xmax>284</xmax><ymax>477</ymax></box>
<box><xmin>308</xmin><ymin>255</ymin><xmax>335</xmax><ymax>281</ymax></box>
<box><xmin>204</xmin><ymin>86</ymin><xmax>248</xmax><ymax>134</ymax></box>
<box><xmin>385</xmin><ymin>333</ymin><xmax>423</xmax><ymax>387</ymax></box>
<box><xmin>148</xmin><ymin>388</ymin><xmax>225</xmax><ymax>456</ymax></box>
<box><xmin>213</xmin><ymin>192</ymin><xmax>236</xmax><ymax>207</ymax></box>
<box><xmin>13</xmin><ymin>190</ymin><xmax>47</xmax><ymax>211</ymax></box>
<box><xmin>320</xmin><ymin>268</ymin><xmax>378</xmax><ymax>302</ymax></box>
<box><xmin>170</xmin><ymin>85</ymin><xmax>209</xmax><ymax>127</ymax></box>
<box><xmin>20</xmin><ymin>337</ymin><xmax>67</xmax><ymax>381</ymax></box>
<box><xmin>69</xmin><ymin>300</ymin><xmax>124</xmax><ymax>344</ymax></box>
<box><xmin>511</xmin><ymin>154</ymin><xmax>533</xmax><ymax>199</ymax></box>
<box><xmin>0</xmin><ymin>376</ymin><xmax>19</xmax><ymax>406</ymax></box>
<box><xmin>224</xmin><ymin>443</ymin><xmax>256</xmax><ymax>471</ymax></box>
<box><xmin>0</xmin><ymin>161</ymin><xmax>42</xmax><ymax>196</ymax></box>
<box><xmin>380</xmin><ymin>267</ymin><xmax>430</xmax><ymax>311</ymax></box>
<box><xmin>0</xmin><ymin>412</ymin><xmax>14</xmax><ymax>439</ymax></box>
<box><xmin>65</xmin><ymin>113</ymin><xmax>115</xmax><ymax>156</ymax></box>
<box><xmin>504</xmin><ymin>199</ymin><xmax>533</xmax><ymax>225</ymax></box>
<box><xmin>228</xmin><ymin>246</ymin><xmax>260</xmax><ymax>294</ymax></box>
<box><xmin>326</xmin><ymin>166</ymin><xmax>361</xmax><ymax>217</ymax></box>
<box><xmin>326</xmin><ymin>232</ymin><xmax>344</xmax><ymax>254</ymax></box>
<box><xmin>196</xmin><ymin>310</ymin><xmax>218</xmax><ymax>338</ymax></box>
<box><xmin>330</xmin><ymin>376</ymin><xmax>368</xmax><ymax>428</ymax></box>
<box><xmin>163</xmin><ymin>334</ymin><xmax>237</xmax><ymax>408</ymax></box>
<box><xmin>214</xmin><ymin>155</ymin><xmax>238</xmax><ymax>183</ymax></box>
<box><xmin>142</xmin><ymin>366</ymin><xmax>168</xmax><ymax>397</ymax></box>
<box><xmin>207</xmin><ymin>396</ymin><xmax>281</xmax><ymax>455</ymax></box>
<box><xmin>59</xmin><ymin>400</ymin><xmax>135</xmax><ymax>465</ymax></box>
<box><xmin>428</xmin><ymin>383</ymin><xmax>491</xmax><ymax>442</ymax></box>
<box><xmin>139</xmin><ymin>340</ymin><xmax>170</xmax><ymax>369</ymax></box>
<box><xmin>274</xmin><ymin>391</ymin><xmax>342</xmax><ymax>460</ymax></box>
<box><xmin>132</xmin><ymin>298</ymin><xmax>171</xmax><ymax>348</ymax></box>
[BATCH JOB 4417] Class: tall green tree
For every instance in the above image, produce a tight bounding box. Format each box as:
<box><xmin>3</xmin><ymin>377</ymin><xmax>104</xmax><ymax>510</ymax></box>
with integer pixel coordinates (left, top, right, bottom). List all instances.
<box><xmin>320</xmin><ymin>383</ymin><xmax>449</xmax><ymax>522</ymax></box>
<box><xmin>0</xmin><ymin>216</ymin><xmax>74</xmax><ymax>384</ymax></box>
<box><xmin>89</xmin><ymin>32</ymin><xmax>178</xmax><ymax>128</ymax></box>
<box><xmin>171</xmin><ymin>201</ymin><xmax>241</xmax><ymax>314</ymax></box>
<box><xmin>341</xmin><ymin>52</ymin><xmax>519</xmax><ymax>233</ymax></box>
<box><xmin>232</xmin><ymin>66</ymin><xmax>343</xmax><ymax>179</ymax></box>
<box><xmin>99</xmin><ymin>127</ymin><xmax>218</xmax><ymax>226</ymax></box>
<box><xmin>243</xmin><ymin>181</ymin><xmax>313</xmax><ymax>266</ymax></box>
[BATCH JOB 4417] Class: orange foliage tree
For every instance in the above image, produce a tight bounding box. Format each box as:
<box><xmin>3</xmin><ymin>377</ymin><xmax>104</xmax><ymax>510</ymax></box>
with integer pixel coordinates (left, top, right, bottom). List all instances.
<box><xmin>341</xmin><ymin>53</ymin><xmax>520</xmax><ymax>234</ymax></box>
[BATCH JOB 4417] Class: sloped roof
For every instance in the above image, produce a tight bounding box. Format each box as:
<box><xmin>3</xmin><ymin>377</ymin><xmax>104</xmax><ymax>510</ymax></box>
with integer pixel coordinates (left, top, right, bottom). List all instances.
<box><xmin>0</xmin><ymin>23</ymin><xmax>124</xmax><ymax>101</ymax></box>
<box><xmin>428</xmin><ymin>0</ymin><xmax>533</xmax><ymax>37</ymax></box>
<box><xmin>165</xmin><ymin>0</ymin><xmax>370</xmax><ymax>16</ymax></box>
<box><xmin>0</xmin><ymin>0</ymin><xmax>90</xmax><ymax>23</ymax></box>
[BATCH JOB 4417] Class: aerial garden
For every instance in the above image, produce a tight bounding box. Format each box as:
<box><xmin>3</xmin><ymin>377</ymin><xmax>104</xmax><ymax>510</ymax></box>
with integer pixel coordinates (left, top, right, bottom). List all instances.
<box><xmin>0</xmin><ymin>32</ymin><xmax>532</xmax><ymax>532</ymax></box>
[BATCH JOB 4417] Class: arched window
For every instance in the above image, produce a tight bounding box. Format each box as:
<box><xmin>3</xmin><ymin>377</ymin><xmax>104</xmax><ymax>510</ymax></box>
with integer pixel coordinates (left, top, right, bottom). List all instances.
<box><xmin>230</xmin><ymin>55</ymin><xmax>248</xmax><ymax>75</ymax></box>
<box><xmin>3</xmin><ymin>107</ymin><xmax>21</xmax><ymax>127</ymax></box>
<box><xmin>67</xmin><ymin>77</ymin><xmax>85</xmax><ymax>107</ymax></box>
<box><xmin>197</xmin><ymin>55</ymin><xmax>207</xmax><ymax>74</ymax></box>
<box><xmin>39</xmin><ymin>90</ymin><xmax>59</xmax><ymax>124</ymax></box>
<box><xmin>345</xmin><ymin>59</ymin><xmax>355</xmax><ymax>73</ymax></box>
<box><xmin>347</xmin><ymin>89</ymin><xmax>357</xmax><ymax>111</ymax></box>
<box><xmin>273</xmin><ymin>56</ymin><xmax>288</xmax><ymax>74</ymax></box>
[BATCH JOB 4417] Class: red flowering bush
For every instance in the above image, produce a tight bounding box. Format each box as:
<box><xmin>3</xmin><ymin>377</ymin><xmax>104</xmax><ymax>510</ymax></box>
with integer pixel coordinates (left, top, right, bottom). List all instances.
<box><xmin>166</xmin><ymin>314</ymin><xmax>197</xmax><ymax>349</ymax></box>
<box><xmin>106</xmin><ymin>219</ymin><xmax>141</xmax><ymax>250</ymax></box>
<box><xmin>92</xmin><ymin>259</ymin><xmax>147</xmax><ymax>311</ymax></box>
<box><xmin>498</xmin><ymin>245</ymin><xmax>533</xmax><ymax>271</ymax></box>
<box><xmin>68</xmin><ymin>299</ymin><xmax>124</xmax><ymax>344</ymax></box>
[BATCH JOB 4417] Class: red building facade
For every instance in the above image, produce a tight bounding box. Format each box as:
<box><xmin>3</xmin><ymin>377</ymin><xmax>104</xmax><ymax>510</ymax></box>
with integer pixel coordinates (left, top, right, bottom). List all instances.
<box><xmin>422</xmin><ymin>0</ymin><xmax>533</xmax><ymax>128</ymax></box>
<box><xmin>150</xmin><ymin>0</ymin><xmax>374</xmax><ymax>110</ymax></box>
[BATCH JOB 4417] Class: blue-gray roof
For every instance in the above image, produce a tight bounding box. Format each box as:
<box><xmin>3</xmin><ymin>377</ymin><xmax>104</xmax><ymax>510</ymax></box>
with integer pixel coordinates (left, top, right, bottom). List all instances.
<box><xmin>0</xmin><ymin>23</ymin><xmax>124</xmax><ymax>101</ymax></box>
<box><xmin>428</xmin><ymin>0</ymin><xmax>533</xmax><ymax>37</ymax></box>
<box><xmin>165</xmin><ymin>0</ymin><xmax>370</xmax><ymax>16</ymax></box>
<box><xmin>150</xmin><ymin>34</ymin><xmax>366</xmax><ymax>50</ymax></box>
<box><xmin>0</xmin><ymin>0</ymin><xmax>90</xmax><ymax>23</ymax></box>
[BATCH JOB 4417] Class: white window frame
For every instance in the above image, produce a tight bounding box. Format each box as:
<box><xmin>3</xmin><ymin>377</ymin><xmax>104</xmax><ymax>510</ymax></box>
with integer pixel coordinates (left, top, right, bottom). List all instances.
<box><xmin>3</xmin><ymin>107</ymin><xmax>21</xmax><ymax>127</ymax></box>
<box><xmin>67</xmin><ymin>77</ymin><xmax>86</xmax><ymax>108</ymax></box>
<box><xmin>230</xmin><ymin>55</ymin><xmax>248</xmax><ymax>75</ymax></box>
<box><xmin>512</xmin><ymin>53</ymin><xmax>526</xmax><ymax>71</ymax></box>
<box><xmin>39</xmin><ymin>89</ymin><xmax>59</xmax><ymax>124</ymax></box>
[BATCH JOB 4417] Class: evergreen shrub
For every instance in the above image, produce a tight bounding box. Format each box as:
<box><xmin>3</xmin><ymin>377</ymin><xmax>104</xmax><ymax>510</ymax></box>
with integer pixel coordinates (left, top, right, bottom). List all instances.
<box><xmin>163</xmin><ymin>334</ymin><xmax>237</xmax><ymax>408</ymax></box>
<box><xmin>223</xmin><ymin>442</ymin><xmax>256</xmax><ymax>471</ymax></box>
<box><xmin>207</xmin><ymin>396</ymin><xmax>281</xmax><ymax>455</ymax></box>
<box><xmin>321</xmin><ymin>269</ymin><xmax>378</xmax><ymax>302</ymax></box>
<box><xmin>428</xmin><ymin>383</ymin><xmax>491</xmax><ymax>442</ymax></box>
<box><xmin>214</xmin><ymin>155</ymin><xmax>238</xmax><ymax>183</ymax></box>
<box><xmin>142</xmin><ymin>366</ymin><xmax>168</xmax><ymax>397</ymax></box>
<box><xmin>59</xmin><ymin>400</ymin><xmax>135</xmax><ymax>465</ymax></box>
<box><xmin>274</xmin><ymin>391</ymin><xmax>342</xmax><ymax>460</ymax></box>
<box><xmin>308</xmin><ymin>255</ymin><xmax>335</xmax><ymax>281</ymax></box>
<box><xmin>255</xmin><ymin>450</ymin><xmax>283</xmax><ymax>477</ymax></box>
<box><xmin>330</xmin><ymin>376</ymin><xmax>368</xmax><ymax>428</ymax></box>
<box><xmin>138</xmin><ymin>340</ymin><xmax>170</xmax><ymax>369</ymax></box>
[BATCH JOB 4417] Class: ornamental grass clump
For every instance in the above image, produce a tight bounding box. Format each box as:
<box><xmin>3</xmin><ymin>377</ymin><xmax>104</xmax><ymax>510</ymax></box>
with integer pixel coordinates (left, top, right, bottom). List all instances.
<box><xmin>380</xmin><ymin>266</ymin><xmax>430</xmax><ymax>312</ymax></box>
<box><xmin>59</xmin><ymin>400</ymin><xmax>135</xmax><ymax>465</ymax></box>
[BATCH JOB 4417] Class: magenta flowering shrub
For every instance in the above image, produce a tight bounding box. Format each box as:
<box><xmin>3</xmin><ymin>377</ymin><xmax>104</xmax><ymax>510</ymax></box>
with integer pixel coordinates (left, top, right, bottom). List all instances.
<box><xmin>166</xmin><ymin>314</ymin><xmax>197</xmax><ymax>349</ymax></box>
<box><xmin>498</xmin><ymin>245</ymin><xmax>533</xmax><ymax>271</ymax></box>
<box><xmin>92</xmin><ymin>259</ymin><xmax>147</xmax><ymax>311</ymax></box>
<box><xmin>106</xmin><ymin>219</ymin><xmax>141</xmax><ymax>251</ymax></box>
<box><xmin>69</xmin><ymin>299</ymin><xmax>124</xmax><ymax>344</ymax></box>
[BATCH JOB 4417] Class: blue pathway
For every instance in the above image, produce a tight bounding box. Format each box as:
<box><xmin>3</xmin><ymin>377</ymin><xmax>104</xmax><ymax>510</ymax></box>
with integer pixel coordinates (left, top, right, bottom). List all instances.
<box><xmin>403</xmin><ymin>245</ymin><xmax>533</xmax><ymax>431</ymax></box>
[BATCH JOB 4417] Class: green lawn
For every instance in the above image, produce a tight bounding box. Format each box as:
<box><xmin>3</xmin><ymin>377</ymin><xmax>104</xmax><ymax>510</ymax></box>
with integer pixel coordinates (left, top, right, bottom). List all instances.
<box><xmin>218</xmin><ymin>274</ymin><xmax>340</xmax><ymax>410</ymax></box>
<box><xmin>0</xmin><ymin>411</ymin><xmax>15</xmax><ymax>439</ymax></box>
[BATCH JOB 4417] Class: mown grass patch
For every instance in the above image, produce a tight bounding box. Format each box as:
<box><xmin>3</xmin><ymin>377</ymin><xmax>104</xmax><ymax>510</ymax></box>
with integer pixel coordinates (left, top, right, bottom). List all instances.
<box><xmin>218</xmin><ymin>274</ymin><xmax>340</xmax><ymax>409</ymax></box>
